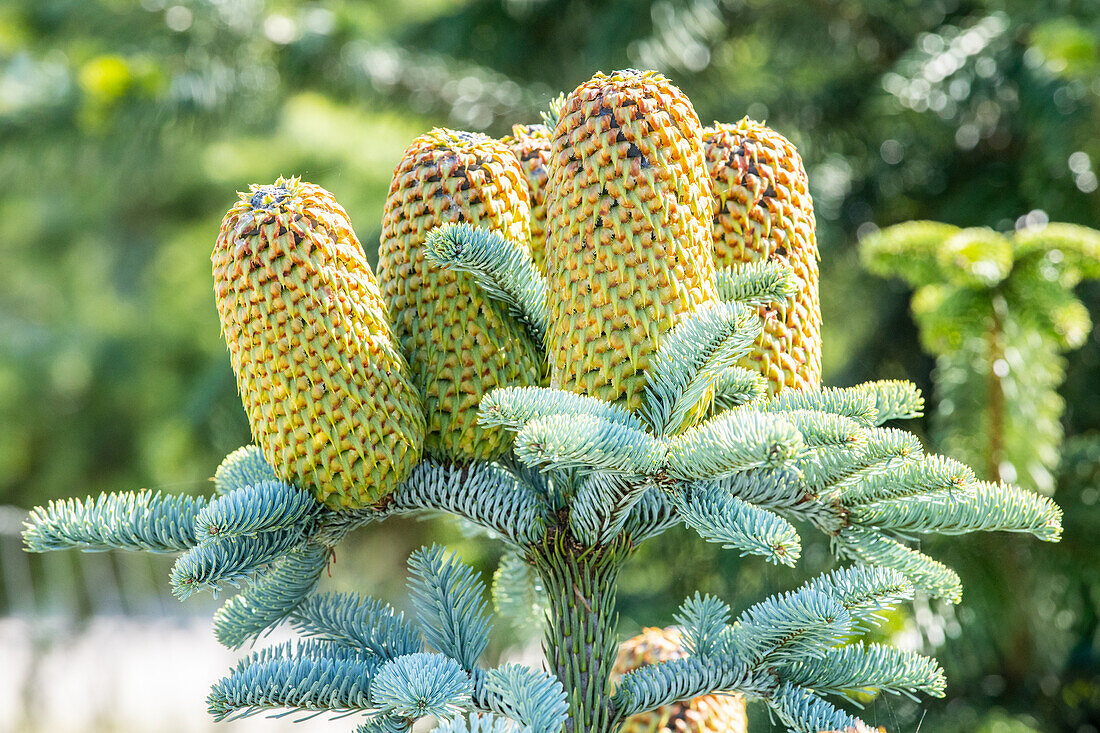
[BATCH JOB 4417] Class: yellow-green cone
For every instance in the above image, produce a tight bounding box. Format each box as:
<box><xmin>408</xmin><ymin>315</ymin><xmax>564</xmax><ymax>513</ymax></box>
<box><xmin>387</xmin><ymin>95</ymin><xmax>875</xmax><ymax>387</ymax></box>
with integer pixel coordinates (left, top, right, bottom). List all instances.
<box><xmin>613</xmin><ymin>627</ymin><xmax>747</xmax><ymax>733</ymax></box>
<box><xmin>703</xmin><ymin>118</ymin><xmax>821</xmax><ymax>394</ymax></box>
<box><xmin>545</xmin><ymin>69</ymin><xmax>718</xmax><ymax>414</ymax></box>
<box><xmin>212</xmin><ymin>177</ymin><xmax>425</xmax><ymax>511</ymax></box>
<box><xmin>502</xmin><ymin>123</ymin><xmax>553</xmax><ymax>275</ymax></box>
<box><xmin>377</xmin><ymin>129</ymin><xmax>544</xmax><ymax>462</ymax></box>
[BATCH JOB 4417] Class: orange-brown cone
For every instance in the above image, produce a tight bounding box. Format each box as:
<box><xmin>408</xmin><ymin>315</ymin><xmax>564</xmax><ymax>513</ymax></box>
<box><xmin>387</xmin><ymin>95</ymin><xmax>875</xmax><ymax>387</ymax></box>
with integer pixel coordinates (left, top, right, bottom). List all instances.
<box><xmin>703</xmin><ymin>118</ymin><xmax>821</xmax><ymax>394</ymax></box>
<box><xmin>377</xmin><ymin>129</ymin><xmax>545</xmax><ymax>462</ymax></box>
<box><xmin>544</xmin><ymin>69</ymin><xmax>718</xmax><ymax>415</ymax></box>
<box><xmin>212</xmin><ymin>177</ymin><xmax>425</xmax><ymax>510</ymax></box>
<box><xmin>502</xmin><ymin>123</ymin><xmax>553</xmax><ymax>275</ymax></box>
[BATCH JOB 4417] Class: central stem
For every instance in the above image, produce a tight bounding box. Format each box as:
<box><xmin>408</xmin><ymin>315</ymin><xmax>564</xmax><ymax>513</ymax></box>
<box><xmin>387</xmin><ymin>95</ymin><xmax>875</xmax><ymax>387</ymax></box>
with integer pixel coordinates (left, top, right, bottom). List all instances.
<box><xmin>532</xmin><ymin>529</ymin><xmax>631</xmax><ymax>733</ymax></box>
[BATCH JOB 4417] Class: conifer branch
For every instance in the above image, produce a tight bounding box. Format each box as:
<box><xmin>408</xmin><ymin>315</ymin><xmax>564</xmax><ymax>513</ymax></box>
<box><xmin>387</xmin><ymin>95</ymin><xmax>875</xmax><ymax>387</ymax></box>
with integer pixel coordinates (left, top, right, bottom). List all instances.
<box><xmin>674</xmin><ymin>593</ymin><xmax>732</xmax><ymax>658</ymax></box>
<box><xmin>424</xmin><ymin>223</ymin><xmax>548</xmax><ymax>347</ymax></box>
<box><xmin>731</xmin><ymin>587</ymin><xmax>852</xmax><ymax>664</ymax></box>
<box><xmin>860</xmin><ymin>220</ymin><xmax>959</xmax><ymax>286</ymax></box>
<box><xmin>641</xmin><ymin>300</ymin><xmax>762</xmax><ymax>435</ymax></box>
<box><xmin>370</xmin><ymin>653</ymin><xmax>473</xmax><ymax>719</ymax></box>
<box><xmin>761</xmin><ymin>387</ymin><xmax>878</xmax><ymax>426</ymax></box>
<box><xmin>781</xmin><ymin>643</ymin><xmax>945</xmax><ymax>699</ymax></box>
<box><xmin>213</xmin><ymin>541</ymin><xmax>332</xmax><ymax>649</ymax></box>
<box><xmin>836</xmin><ymin>526</ymin><xmax>963</xmax><ymax>602</ymax></box>
<box><xmin>712</xmin><ymin>367</ymin><xmax>768</xmax><ymax>412</ymax></box>
<box><xmin>851</xmin><ymin>479</ymin><xmax>1062</xmax><ymax>540</ymax></box>
<box><xmin>170</xmin><ymin>527</ymin><xmax>306</xmax><ymax>599</ymax></box>
<box><xmin>570</xmin><ymin>473</ymin><xmax>653</xmax><ymax>545</ymax></box>
<box><xmin>389</xmin><ymin>460</ymin><xmax>547</xmax><ymax>546</ymax></box>
<box><xmin>513</xmin><ymin>414</ymin><xmax>667</xmax><ymax>476</ymax></box>
<box><xmin>768</xmin><ymin>682</ymin><xmax>860</xmax><ymax>733</ymax></box>
<box><xmin>611</xmin><ymin>657</ymin><xmax>771</xmax><ymax>718</ymax></box>
<box><xmin>214</xmin><ymin>445</ymin><xmax>278</xmax><ymax>496</ymax></box>
<box><xmin>480</xmin><ymin>386</ymin><xmax>648</xmax><ymax>433</ymax></box>
<box><xmin>620</xmin><ymin>487</ymin><xmax>679</xmax><ymax>542</ymax></box>
<box><xmin>836</xmin><ymin>454</ymin><xmax>973</xmax><ymax>505</ymax></box>
<box><xmin>715</xmin><ymin>261</ymin><xmax>797</xmax><ymax>306</ymax></box>
<box><xmin>667</xmin><ymin>410</ymin><xmax>805</xmax><ymax>480</ymax></box>
<box><xmin>290</xmin><ymin>592</ymin><xmax>422</xmax><ymax>661</ymax></box>
<box><xmin>356</xmin><ymin>715</ymin><xmax>413</xmax><ymax>733</ymax></box>
<box><xmin>407</xmin><ymin>546</ymin><xmax>491</xmax><ymax>671</ymax></box>
<box><xmin>1012</xmin><ymin>222</ymin><xmax>1100</xmax><ymax>281</ymax></box>
<box><xmin>207</xmin><ymin>641</ymin><xmax>377</xmax><ymax>721</ymax></box>
<box><xmin>484</xmin><ymin>663</ymin><xmax>569</xmax><ymax>733</ymax></box>
<box><xmin>23</xmin><ymin>490</ymin><xmax>206</xmax><ymax>554</ymax></box>
<box><xmin>195</xmin><ymin>480</ymin><xmax>321</xmax><ymax>542</ymax></box>
<box><xmin>671</xmin><ymin>484</ymin><xmax>802</xmax><ymax>565</ymax></box>
<box><xmin>492</xmin><ymin>552</ymin><xmax>547</xmax><ymax>636</ymax></box>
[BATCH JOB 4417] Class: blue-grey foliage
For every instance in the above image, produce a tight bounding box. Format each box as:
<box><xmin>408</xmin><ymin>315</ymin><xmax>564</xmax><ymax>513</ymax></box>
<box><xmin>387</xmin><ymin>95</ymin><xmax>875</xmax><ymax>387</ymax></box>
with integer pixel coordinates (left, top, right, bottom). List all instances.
<box><xmin>171</xmin><ymin>526</ymin><xmax>305</xmax><ymax>599</ymax></box>
<box><xmin>768</xmin><ymin>682</ymin><xmax>860</xmax><ymax>733</ymax></box>
<box><xmin>23</xmin><ymin>490</ymin><xmax>206</xmax><ymax>553</ymax></box>
<box><xmin>715</xmin><ymin>261</ymin><xmax>797</xmax><ymax>306</ymax></box>
<box><xmin>641</xmin><ymin>299</ymin><xmax>761</xmax><ymax>435</ymax></box>
<box><xmin>667</xmin><ymin>410</ymin><xmax>805</xmax><ymax>480</ymax></box>
<box><xmin>711</xmin><ymin>366</ymin><xmax>768</xmax><ymax>412</ymax></box>
<box><xmin>612</xmin><ymin>656</ymin><xmax>762</xmax><ymax>717</ymax></box>
<box><xmin>479</xmin><ymin>386</ymin><xmax>648</xmax><ymax>433</ymax></box>
<box><xmin>674</xmin><ymin>593</ymin><xmax>732</xmax><ymax>658</ymax></box>
<box><xmin>491</xmin><ymin>551</ymin><xmax>546</xmax><ymax>636</ymax></box>
<box><xmin>423</xmin><ymin>222</ymin><xmax>548</xmax><ymax>347</ymax></box>
<box><xmin>214</xmin><ymin>445</ymin><xmax>277</xmax><ymax>496</ymax></box>
<box><xmin>290</xmin><ymin>592</ymin><xmax>422</xmax><ymax>661</ymax></box>
<box><xmin>731</xmin><ymin>585</ymin><xmax>852</xmax><ymax>664</ymax></box>
<box><xmin>207</xmin><ymin>641</ymin><xmax>377</xmax><ymax>721</ymax></box>
<box><xmin>781</xmin><ymin>642</ymin><xmax>945</xmax><ymax>699</ymax></box>
<box><xmin>407</xmin><ymin>545</ymin><xmax>491</xmax><ymax>671</ymax></box>
<box><xmin>672</xmin><ymin>485</ymin><xmax>801</xmax><ymax>565</ymax></box>
<box><xmin>391</xmin><ymin>460</ymin><xmax>547</xmax><ymax>546</ymax></box>
<box><xmin>213</xmin><ymin>541</ymin><xmax>331</xmax><ymax>649</ymax></box>
<box><xmin>195</xmin><ymin>480</ymin><xmax>321</xmax><ymax>542</ymax></box>
<box><xmin>370</xmin><ymin>652</ymin><xmax>472</xmax><ymax>719</ymax></box>
<box><xmin>513</xmin><ymin>413</ymin><xmax>667</xmax><ymax>476</ymax></box>
<box><xmin>484</xmin><ymin>663</ymin><xmax>568</xmax><ymax>733</ymax></box>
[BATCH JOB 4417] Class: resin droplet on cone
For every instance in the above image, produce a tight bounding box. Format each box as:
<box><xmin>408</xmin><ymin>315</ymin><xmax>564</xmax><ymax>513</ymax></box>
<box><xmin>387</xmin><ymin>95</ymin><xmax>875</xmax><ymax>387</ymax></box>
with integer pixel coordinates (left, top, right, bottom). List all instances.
<box><xmin>545</xmin><ymin>69</ymin><xmax>718</xmax><ymax>414</ymax></box>
<box><xmin>502</xmin><ymin>123</ymin><xmax>553</xmax><ymax>275</ymax></box>
<box><xmin>613</xmin><ymin>627</ymin><xmax>747</xmax><ymax>733</ymax></box>
<box><xmin>212</xmin><ymin>177</ymin><xmax>425</xmax><ymax>511</ymax></box>
<box><xmin>378</xmin><ymin>129</ymin><xmax>545</xmax><ymax>463</ymax></box>
<box><xmin>703</xmin><ymin>118</ymin><xmax>821</xmax><ymax>394</ymax></box>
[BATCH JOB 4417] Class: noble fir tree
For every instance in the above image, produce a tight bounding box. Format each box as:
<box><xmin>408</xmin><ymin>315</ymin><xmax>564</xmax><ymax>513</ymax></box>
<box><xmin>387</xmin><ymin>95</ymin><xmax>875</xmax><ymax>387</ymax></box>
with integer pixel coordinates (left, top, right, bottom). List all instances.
<box><xmin>23</xmin><ymin>70</ymin><xmax>1061</xmax><ymax>733</ymax></box>
<box><xmin>861</xmin><ymin>219</ymin><xmax>1100</xmax><ymax>725</ymax></box>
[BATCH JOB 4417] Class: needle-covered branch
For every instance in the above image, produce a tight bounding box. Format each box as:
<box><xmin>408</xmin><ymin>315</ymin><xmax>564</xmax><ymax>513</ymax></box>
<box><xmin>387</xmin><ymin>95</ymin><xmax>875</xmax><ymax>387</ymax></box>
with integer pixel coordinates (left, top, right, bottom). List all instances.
<box><xmin>423</xmin><ymin>223</ymin><xmax>548</xmax><ymax>348</ymax></box>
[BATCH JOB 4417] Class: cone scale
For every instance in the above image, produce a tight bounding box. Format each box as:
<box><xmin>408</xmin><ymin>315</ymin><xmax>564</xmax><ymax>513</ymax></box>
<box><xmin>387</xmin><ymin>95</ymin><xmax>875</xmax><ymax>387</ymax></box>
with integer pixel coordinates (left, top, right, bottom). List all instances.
<box><xmin>212</xmin><ymin>177</ymin><xmax>425</xmax><ymax>510</ymax></box>
<box><xmin>377</xmin><ymin>129</ymin><xmax>544</xmax><ymax>463</ymax></box>
<box><xmin>703</xmin><ymin>118</ymin><xmax>821</xmax><ymax>394</ymax></box>
<box><xmin>544</xmin><ymin>69</ymin><xmax>718</xmax><ymax>414</ymax></box>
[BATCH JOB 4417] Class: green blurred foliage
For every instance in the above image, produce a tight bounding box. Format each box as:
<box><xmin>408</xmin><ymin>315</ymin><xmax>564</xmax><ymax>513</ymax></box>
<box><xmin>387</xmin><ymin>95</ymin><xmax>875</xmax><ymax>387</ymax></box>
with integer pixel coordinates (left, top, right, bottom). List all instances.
<box><xmin>3</xmin><ymin>0</ymin><xmax>1099</xmax><ymax>731</ymax></box>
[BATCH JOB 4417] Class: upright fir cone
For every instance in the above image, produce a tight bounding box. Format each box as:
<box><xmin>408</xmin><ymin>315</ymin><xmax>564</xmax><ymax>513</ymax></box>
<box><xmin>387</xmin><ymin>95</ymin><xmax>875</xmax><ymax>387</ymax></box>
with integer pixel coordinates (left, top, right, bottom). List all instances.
<box><xmin>378</xmin><ymin>129</ymin><xmax>544</xmax><ymax>463</ymax></box>
<box><xmin>212</xmin><ymin>177</ymin><xmax>425</xmax><ymax>511</ymax></box>
<box><xmin>545</xmin><ymin>69</ymin><xmax>718</xmax><ymax>414</ymax></box>
<box><xmin>502</xmin><ymin>123</ymin><xmax>552</xmax><ymax>274</ymax></box>
<box><xmin>613</xmin><ymin>627</ymin><xmax>747</xmax><ymax>733</ymax></box>
<box><xmin>703</xmin><ymin>118</ymin><xmax>821</xmax><ymax>394</ymax></box>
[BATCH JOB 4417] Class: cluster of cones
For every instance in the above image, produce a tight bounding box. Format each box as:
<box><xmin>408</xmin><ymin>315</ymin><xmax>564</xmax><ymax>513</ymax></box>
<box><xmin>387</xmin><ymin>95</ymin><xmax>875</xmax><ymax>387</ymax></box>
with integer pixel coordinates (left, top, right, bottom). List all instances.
<box><xmin>212</xmin><ymin>69</ymin><xmax>822</xmax><ymax>733</ymax></box>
